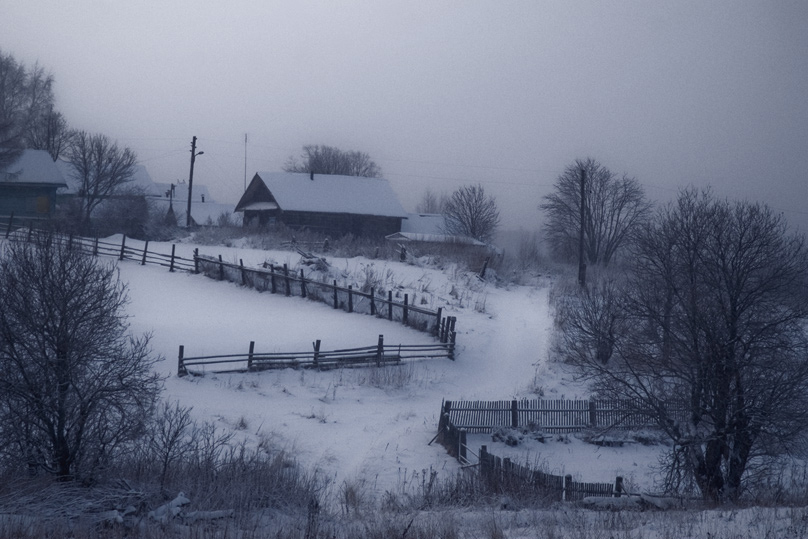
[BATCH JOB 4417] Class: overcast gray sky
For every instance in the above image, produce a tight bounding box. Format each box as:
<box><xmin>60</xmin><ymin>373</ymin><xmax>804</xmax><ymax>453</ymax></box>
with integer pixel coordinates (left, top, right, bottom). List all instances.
<box><xmin>3</xmin><ymin>1</ymin><xmax>807</xmax><ymax>230</ymax></box>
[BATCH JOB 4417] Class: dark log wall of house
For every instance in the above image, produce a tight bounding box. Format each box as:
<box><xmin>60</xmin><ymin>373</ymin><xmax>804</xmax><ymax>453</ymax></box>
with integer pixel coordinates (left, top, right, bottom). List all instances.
<box><xmin>242</xmin><ymin>208</ymin><xmax>401</xmax><ymax>237</ymax></box>
<box><xmin>0</xmin><ymin>186</ymin><xmax>56</xmax><ymax>218</ymax></box>
<box><xmin>282</xmin><ymin>211</ymin><xmax>402</xmax><ymax>237</ymax></box>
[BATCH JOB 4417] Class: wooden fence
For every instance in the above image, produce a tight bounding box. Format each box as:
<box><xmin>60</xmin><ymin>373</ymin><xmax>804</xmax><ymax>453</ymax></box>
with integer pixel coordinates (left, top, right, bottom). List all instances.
<box><xmin>1</xmin><ymin>224</ymin><xmax>458</xmax><ymax>345</ymax></box>
<box><xmin>177</xmin><ymin>334</ymin><xmax>455</xmax><ymax>376</ymax></box>
<box><xmin>2</xmin><ymin>225</ymin><xmax>196</xmax><ymax>272</ymax></box>
<box><xmin>194</xmin><ymin>254</ymin><xmax>457</xmax><ymax>340</ymax></box>
<box><xmin>438</xmin><ymin>399</ymin><xmax>688</xmax><ymax>435</ymax></box>
<box><xmin>478</xmin><ymin>445</ymin><xmax>623</xmax><ymax>502</ymax></box>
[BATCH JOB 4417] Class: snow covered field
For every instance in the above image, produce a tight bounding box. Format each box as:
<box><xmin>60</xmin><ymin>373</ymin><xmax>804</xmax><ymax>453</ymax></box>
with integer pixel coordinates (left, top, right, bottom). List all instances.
<box><xmin>115</xmin><ymin>237</ymin><xmax>668</xmax><ymax>500</ymax></box>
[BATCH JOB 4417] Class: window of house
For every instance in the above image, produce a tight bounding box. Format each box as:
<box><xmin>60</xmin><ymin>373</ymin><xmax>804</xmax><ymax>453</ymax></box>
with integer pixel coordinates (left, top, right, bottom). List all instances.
<box><xmin>36</xmin><ymin>196</ymin><xmax>49</xmax><ymax>213</ymax></box>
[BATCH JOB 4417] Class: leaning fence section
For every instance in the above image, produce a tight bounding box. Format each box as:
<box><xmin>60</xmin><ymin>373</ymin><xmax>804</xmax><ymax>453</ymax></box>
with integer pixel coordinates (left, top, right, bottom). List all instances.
<box><xmin>177</xmin><ymin>334</ymin><xmax>455</xmax><ymax>376</ymax></box>
<box><xmin>478</xmin><ymin>446</ymin><xmax>624</xmax><ymax>502</ymax></box>
<box><xmin>195</xmin><ymin>254</ymin><xmax>457</xmax><ymax>342</ymax></box>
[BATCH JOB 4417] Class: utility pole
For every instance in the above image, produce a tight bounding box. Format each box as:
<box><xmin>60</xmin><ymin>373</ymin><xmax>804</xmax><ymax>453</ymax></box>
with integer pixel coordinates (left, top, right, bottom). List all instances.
<box><xmin>186</xmin><ymin>136</ymin><xmax>203</xmax><ymax>227</ymax></box>
<box><xmin>244</xmin><ymin>133</ymin><xmax>248</xmax><ymax>192</ymax></box>
<box><xmin>578</xmin><ymin>166</ymin><xmax>587</xmax><ymax>288</ymax></box>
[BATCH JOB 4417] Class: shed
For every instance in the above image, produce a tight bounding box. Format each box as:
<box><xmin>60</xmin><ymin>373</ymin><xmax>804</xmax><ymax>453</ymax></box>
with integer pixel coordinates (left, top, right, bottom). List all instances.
<box><xmin>235</xmin><ymin>172</ymin><xmax>407</xmax><ymax>237</ymax></box>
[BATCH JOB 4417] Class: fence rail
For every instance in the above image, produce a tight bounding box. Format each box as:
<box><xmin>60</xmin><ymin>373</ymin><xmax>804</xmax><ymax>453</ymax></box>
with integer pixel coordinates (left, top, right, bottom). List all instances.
<box><xmin>178</xmin><ymin>334</ymin><xmax>455</xmax><ymax>376</ymax></box>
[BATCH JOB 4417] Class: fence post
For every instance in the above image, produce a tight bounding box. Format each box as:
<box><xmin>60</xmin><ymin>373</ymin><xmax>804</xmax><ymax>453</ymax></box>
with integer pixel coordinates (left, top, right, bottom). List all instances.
<box><xmin>589</xmin><ymin>400</ymin><xmax>597</xmax><ymax>427</ymax></box>
<box><xmin>270</xmin><ymin>264</ymin><xmax>277</xmax><ymax>293</ymax></box>
<box><xmin>193</xmin><ymin>248</ymin><xmax>199</xmax><ymax>273</ymax></box>
<box><xmin>141</xmin><ymin>240</ymin><xmax>149</xmax><ymax>265</ymax></box>
<box><xmin>247</xmin><ymin>341</ymin><xmax>255</xmax><ymax>371</ymax></box>
<box><xmin>313</xmin><ymin>339</ymin><xmax>321</xmax><ymax>368</ymax></box>
<box><xmin>479</xmin><ymin>256</ymin><xmax>490</xmax><ymax>280</ymax></box>
<box><xmin>376</xmin><ymin>334</ymin><xmax>384</xmax><ymax>366</ymax></box>
<box><xmin>459</xmin><ymin>429</ymin><xmax>467</xmax><ymax>463</ymax></box>
<box><xmin>217</xmin><ymin>255</ymin><xmax>225</xmax><ymax>280</ymax></box>
<box><xmin>388</xmin><ymin>291</ymin><xmax>393</xmax><ymax>321</ymax></box>
<box><xmin>169</xmin><ymin>244</ymin><xmax>176</xmax><ymax>272</ymax></box>
<box><xmin>563</xmin><ymin>474</ymin><xmax>572</xmax><ymax>501</ymax></box>
<box><xmin>370</xmin><ymin>287</ymin><xmax>376</xmax><ymax>315</ymax></box>
<box><xmin>511</xmin><ymin>400</ymin><xmax>519</xmax><ymax>428</ymax></box>
<box><xmin>240</xmin><ymin>259</ymin><xmax>246</xmax><ymax>285</ymax></box>
<box><xmin>435</xmin><ymin>307</ymin><xmax>442</xmax><ymax>336</ymax></box>
<box><xmin>437</xmin><ymin>400</ymin><xmax>451</xmax><ymax>435</ymax></box>
<box><xmin>300</xmin><ymin>269</ymin><xmax>307</xmax><ymax>298</ymax></box>
<box><xmin>283</xmin><ymin>264</ymin><xmax>291</xmax><ymax>296</ymax></box>
<box><xmin>4</xmin><ymin>212</ymin><xmax>12</xmax><ymax>238</ymax></box>
<box><xmin>177</xmin><ymin>345</ymin><xmax>187</xmax><ymax>377</ymax></box>
<box><xmin>403</xmin><ymin>294</ymin><xmax>408</xmax><ymax>325</ymax></box>
<box><xmin>448</xmin><ymin>330</ymin><xmax>456</xmax><ymax>360</ymax></box>
<box><xmin>333</xmin><ymin>280</ymin><xmax>338</xmax><ymax>308</ymax></box>
<box><xmin>614</xmin><ymin>476</ymin><xmax>623</xmax><ymax>498</ymax></box>
<box><xmin>348</xmin><ymin>285</ymin><xmax>353</xmax><ymax>313</ymax></box>
<box><xmin>119</xmin><ymin>235</ymin><xmax>127</xmax><ymax>260</ymax></box>
<box><xmin>93</xmin><ymin>237</ymin><xmax>99</xmax><ymax>257</ymax></box>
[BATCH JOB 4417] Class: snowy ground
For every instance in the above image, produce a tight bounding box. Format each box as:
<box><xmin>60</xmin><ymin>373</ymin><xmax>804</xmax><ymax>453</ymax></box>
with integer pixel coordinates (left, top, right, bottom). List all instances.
<box><xmin>115</xmin><ymin>237</ymin><xmax>668</xmax><ymax>500</ymax></box>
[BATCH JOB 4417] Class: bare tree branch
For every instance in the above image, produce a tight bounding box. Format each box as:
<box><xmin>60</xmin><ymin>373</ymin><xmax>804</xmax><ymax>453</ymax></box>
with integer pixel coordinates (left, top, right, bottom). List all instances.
<box><xmin>442</xmin><ymin>184</ymin><xmax>500</xmax><ymax>243</ymax></box>
<box><xmin>0</xmin><ymin>233</ymin><xmax>162</xmax><ymax>480</ymax></box>
<box><xmin>283</xmin><ymin>144</ymin><xmax>381</xmax><ymax>177</ymax></box>
<box><xmin>65</xmin><ymin>131</ymin><xmax>138</xmax><ymax>230</ymax></box>
<box><xmin>541</xmin><ymin>158</ymin><xmax>651</xmax><ymax>266</ymax></box>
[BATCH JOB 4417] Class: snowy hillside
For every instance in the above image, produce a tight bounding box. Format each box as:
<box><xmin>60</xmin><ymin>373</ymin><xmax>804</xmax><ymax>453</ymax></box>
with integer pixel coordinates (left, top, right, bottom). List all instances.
<box><xmin>117</xmin><ymin>238</ymin><xmax>666</xmax><ymax>499</ymax></box>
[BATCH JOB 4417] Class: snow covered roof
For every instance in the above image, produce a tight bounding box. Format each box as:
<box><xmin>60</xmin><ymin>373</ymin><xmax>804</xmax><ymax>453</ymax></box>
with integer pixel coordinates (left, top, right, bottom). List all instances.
<box><xmin>0</xmin><ymin>149</ymin><xmax>66</xmax><ymax>186</ymax></box>
<box><xmin>241</xmin><ymin>172</ymin><xmax>407</xmax><ymax>218</ymax></box>
<box><xmin>385</xmin><ymin>232</ymin><xmax>486</xmax><ymax>246</ymax></box>
<box><xmin>240</xmin><ymin>201</ymin><xmax>279</xmax><ymax>211</ymax></box>
<box><xmin>401</xmin><ymin>213</ymin><xmax>445</xmax><ymax>235</ymax></box>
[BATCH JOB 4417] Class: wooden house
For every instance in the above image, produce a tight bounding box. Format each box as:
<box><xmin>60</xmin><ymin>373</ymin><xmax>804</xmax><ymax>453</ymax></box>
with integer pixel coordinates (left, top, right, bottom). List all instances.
<box><xmin>0</xmin><ymin>150</ymin><xmax>67</xmax><ymax>220</ymax></box>
<box><xmin>235</xmin><ymin>172</ymin><xmax>407</xmax><ymax>237</ymax></box>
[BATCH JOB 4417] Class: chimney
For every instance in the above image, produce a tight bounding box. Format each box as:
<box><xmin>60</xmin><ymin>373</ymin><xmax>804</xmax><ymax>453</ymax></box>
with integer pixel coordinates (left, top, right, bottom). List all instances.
<box><xmin>310</xmin><ymin>171</ymin><xmax>314</xmax><ymax>181</ymax></box>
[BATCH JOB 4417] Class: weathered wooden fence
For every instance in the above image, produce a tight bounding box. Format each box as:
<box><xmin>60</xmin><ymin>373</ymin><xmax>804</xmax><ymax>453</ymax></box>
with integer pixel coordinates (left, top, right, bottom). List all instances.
<box><xmin>438</xmin><ymin>399</ymin><xmax>687</xmax><ymax>435</ymax></box>
<box><xmin>1</xmin><ymin>225</ymin><xmax>458</xmax><ymax>345</ymax></box>
<box><xmin>1</xmin><ymin>226</ymin><xmax>196</xmax><ymax>272</ymax></box>
<box><xmin>177</xmin><ymin>334</ymin><xmax>455</xmax><ymax>376</ymax></box>
<box><xmin>478</xmin><ymin>445</ymin><xmax>624</xmax><ymax>502</ymax></box>
<box><xmin>195</xmin><ymin>254</ymin><xmax>457</xmax><ymax>341</ymax></box>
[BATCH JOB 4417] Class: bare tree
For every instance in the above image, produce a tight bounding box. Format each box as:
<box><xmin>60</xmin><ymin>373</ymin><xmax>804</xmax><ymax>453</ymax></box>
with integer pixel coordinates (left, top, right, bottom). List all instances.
<box><xmin>283</xmin><ymin>144</ymin><xmax>381</xmax><ymax>177</ymax></box>
<box><xmin>553</xmin><ymin>277</ymin><xmax>626</xmax><ymax>365</ymax></box>
<box><xmin>541</xmin><ymin>158</ymin><xmax>651</xmax><ymax>266</ymax></box>
<box><xmin>0</xmin><ymin>50</ymin><xmax>55</xmax><ymax>167</ymax></box>
<box><xmin>562</xmin><ymin>189</ymin><xmax>808</xmax><ymax>501</ymax></box>
<box><xmin>25</xmin><ymin>106</ymin><xmax>73</xmax><ymax>161</ymax></box>
<box><xmin>66</xmin><ymin>131</ymin><xmax>138</xmax><ymax>229</ymax></box>
<box><xmin>0</xmin><ymin>233</ymin><xmax>162</xmax><ymax>480</ymax></box>
<box><xmin>442</xmin><ymin>184</ymin><xmax>500</xmax><ymax>243</ymax></box>
<box><xmin>415</xmin><ymin>188</ymin><xmax>447</xmax><ymax>214</ymax></box>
